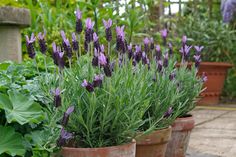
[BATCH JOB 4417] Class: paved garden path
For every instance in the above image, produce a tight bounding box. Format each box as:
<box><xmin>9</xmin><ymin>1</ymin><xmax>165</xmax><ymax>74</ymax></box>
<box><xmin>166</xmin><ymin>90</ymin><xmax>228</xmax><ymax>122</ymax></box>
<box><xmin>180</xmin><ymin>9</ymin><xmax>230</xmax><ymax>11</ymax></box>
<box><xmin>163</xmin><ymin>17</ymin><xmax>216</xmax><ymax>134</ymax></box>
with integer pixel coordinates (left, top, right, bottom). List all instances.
<box><xmin>186</xmin><ymin>105</ymin><xmax>236</xmax><ymax>157</ymax></box>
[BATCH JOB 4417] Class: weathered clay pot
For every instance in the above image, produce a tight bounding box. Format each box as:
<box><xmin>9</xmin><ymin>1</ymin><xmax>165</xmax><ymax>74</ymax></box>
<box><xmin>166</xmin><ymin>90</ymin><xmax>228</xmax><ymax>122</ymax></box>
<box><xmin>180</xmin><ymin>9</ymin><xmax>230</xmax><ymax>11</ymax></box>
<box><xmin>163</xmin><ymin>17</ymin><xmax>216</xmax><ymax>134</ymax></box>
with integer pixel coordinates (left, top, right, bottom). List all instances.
<box><xmin>165</xmin><ymin>115</ymin><xmax>195</xmax><ymax>157</ymax></box>
<box><xmin>197</xmin><ymin>62</ymin><xmax>233</xmax><ymax>105</ymax></box>
<box><xmin>61</xmin><ymin>140</ymin><xmax>136</xmax><ymax>157</ymax></box>
<box><xmin>135</xmin><ymin>127</ymin><xmax>172</xmax><ymax>157</ymax></box>
<box><xmin>176</xmin><ymin>62</ymin><xmax>233</xmax><ymax>105</ymax></box>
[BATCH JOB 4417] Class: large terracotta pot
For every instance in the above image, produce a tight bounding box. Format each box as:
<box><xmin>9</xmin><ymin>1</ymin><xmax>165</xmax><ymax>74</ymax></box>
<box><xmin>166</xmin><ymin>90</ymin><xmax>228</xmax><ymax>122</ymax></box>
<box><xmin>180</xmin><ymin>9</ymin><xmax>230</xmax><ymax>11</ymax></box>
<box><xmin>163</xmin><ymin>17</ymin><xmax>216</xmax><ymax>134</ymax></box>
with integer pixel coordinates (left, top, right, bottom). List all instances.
<box><xmin>165</xmin><ymin>115</ymin><xmax>195</xmax><ymax>157</ymax></box>
<box><xmin>135</xmin><ymin>127</ymin><xmax>172</xmax><ymax>157</ymax></box>
<box><xmin>198</xmin><ymin>62</ymin><xmax>233</xmax><ymax>105</ymax></box>
<box><xmin>61</xmin><ymin>140</ymin><xmax>136</xmax><ymax>157</ymax></box>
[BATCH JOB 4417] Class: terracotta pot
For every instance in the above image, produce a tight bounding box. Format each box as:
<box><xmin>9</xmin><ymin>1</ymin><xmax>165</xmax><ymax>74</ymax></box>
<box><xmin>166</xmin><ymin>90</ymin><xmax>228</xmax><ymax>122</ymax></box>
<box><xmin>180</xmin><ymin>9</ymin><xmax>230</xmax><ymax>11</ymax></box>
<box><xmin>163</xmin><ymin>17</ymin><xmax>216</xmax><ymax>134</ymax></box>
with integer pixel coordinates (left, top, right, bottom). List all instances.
<box><xmin>165</xmin><ymin>115</ymin><xmax>195</xmax><ymax>157</ymax></box>
<box><xmin>61</xmin><ymin>140</ymin><xmax>136</xmax><ymax>157</ymax></box>
<box><xmin>176</xmin><ymin>62</ymin><xmax>233</xmax><ymax>105</ymax></box>
<box><xmin>197</xmin><ymin>62</ymin><xmax>232</xmax><ymax>105</ymax></box>
<box><xmin>135</xmin><ymin>127</ymin><xmax>172</xmax><ymax>157</ymax></box>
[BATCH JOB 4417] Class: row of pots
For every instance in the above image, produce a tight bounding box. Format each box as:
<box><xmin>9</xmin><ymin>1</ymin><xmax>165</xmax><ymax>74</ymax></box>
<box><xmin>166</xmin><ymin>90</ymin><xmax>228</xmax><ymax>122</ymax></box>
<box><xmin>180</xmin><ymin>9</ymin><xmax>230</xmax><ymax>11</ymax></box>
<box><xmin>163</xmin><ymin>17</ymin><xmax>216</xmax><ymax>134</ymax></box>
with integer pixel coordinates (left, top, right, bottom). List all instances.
<box><xmin>61</xmin><ymin>115</ymin><xmax>194</xmax><ymax>157</ymax></box>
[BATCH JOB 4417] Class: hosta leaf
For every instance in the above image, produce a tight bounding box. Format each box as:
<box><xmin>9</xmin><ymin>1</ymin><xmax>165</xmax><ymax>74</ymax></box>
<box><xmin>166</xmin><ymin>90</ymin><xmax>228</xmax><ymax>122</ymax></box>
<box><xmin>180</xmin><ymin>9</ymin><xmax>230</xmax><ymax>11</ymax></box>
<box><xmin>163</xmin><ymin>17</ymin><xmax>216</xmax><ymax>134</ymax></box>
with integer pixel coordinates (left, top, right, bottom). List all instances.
<box><xmin>0</xmin><ymin>125</ymin><xmax>25</xmax><ymax>156</ymax></box>
<box><xmin>0</xmin><ymin>90</ymin><xmax>44</xmax><ymax>125</ymax></box>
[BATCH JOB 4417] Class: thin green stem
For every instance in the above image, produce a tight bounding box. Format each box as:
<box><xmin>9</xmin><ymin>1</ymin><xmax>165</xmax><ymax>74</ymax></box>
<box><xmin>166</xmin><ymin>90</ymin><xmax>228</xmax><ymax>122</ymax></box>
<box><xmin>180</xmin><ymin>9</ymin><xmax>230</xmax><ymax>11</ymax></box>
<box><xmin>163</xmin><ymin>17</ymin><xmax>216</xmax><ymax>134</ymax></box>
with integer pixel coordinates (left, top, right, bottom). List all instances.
<box><xmin>78</xmin><ymin>34</ymin><xmax>81</xmax><ymax>58</ymax></box>
<box><xmin>44</xmin><ymin>55</ymin><xmax>48</xmax><ymax>73</ymax></box>
<box><xmin>69</xmin><ymin>58</ymin><xmax>72</xmax><ymax>69</ymax></box>
<box><xmin>34</xmin><ymin>58</ymin><xmax>39</xmax><ymax>74</ymax></box>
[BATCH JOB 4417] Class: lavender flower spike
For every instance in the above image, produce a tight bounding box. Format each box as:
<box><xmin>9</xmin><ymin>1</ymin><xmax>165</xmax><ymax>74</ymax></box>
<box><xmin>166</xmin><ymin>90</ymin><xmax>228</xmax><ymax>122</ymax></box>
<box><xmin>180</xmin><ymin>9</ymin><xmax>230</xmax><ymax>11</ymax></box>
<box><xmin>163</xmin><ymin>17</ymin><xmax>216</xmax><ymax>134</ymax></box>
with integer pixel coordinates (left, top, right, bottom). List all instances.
<box><xmin>72</xmin><ymin>32</ymin><xmax>79</xmax><ymax>51</ymax></box>
<box><xmin>25</xmin><ymin>33</ymin><xmax>36</xmax><ymax>59</ymax></box>
<box><xmin>61</xmin><ymin>106</ymin><xmax>75</xmax><ymax>126</ymax></box>
<box><xmin>93</xmin><ymin>74</ymin><xmax>104</xmax><ymax>87</ymax></box>
<box><xmin>194</xmin><ymin>46</ymin><xmax>204</xmax><ymax>55</ymax></box>
<box><xmin>57</xmin><ymin>128</ymin><xmax>73</xmax><ymax>147</ymax></box>
<box><xmin>85</xmin><ymin>18</ymin><xmax>95</xmax><ymax>30</ymax></box>
<box><xmin>160</xmin><ymin>29</ymin><xmax>168</xmax><ymax>45</ymax></box>
<box><xmin>93</xmin><ymin>32</ymin><xmax>100</xmax><ymax>51</ymax></box>
<box><xmin>128</xmin><ymin>43</ymin><xmax>133</xmax><ymax>59</ymax></box>
<box><xmin>168</xmin><ymin>42</ymin><xmax>173</xmax><ymax>56</ymax></box>
<box><xmin>157</xmin><ymin>60</ymin><xmax>163</xmax><ymax>73</ymax></box>
<box><xmin>163</xmin><ymin>53</ymin><xmax>169</xmax><ymax>68</ymax></box>
<box><xmin>98</xmin><ymin>53</ymin><xmax>107</xmax><ymax>66</ymax></box>
<box><xmin>85</xmin><ymin>18</ymin><xmax>95</xmax><ymax>43</ymax></box>
<box><xmin>61</xmin><ymin>30</ymin><xmax>73</xmax><ymax>59</ymax></box>
<box><xmin>155</xmin><ymin>45</ymin><xmax>162</xmax><ymax>61</ymax></box>
<box><xmin>37</xmin><ymin>31</ymin><xmax>47</xmax><ymax>54</ymax></box>
<box><xmin>182</xmin><ymin>35</ymin><xmax>187</xmax><ymax>46</ymax></box>
<box><xmin>150</xmin><ymin>38</ymin><xmax>154</xmax><ymax>50</ymax></box>
<box><xmin>143</xmin><ymin>37</ymin><xmax>150</xmax><ymax>52</ymax></box>
<box><xmin>75</xmin><ymin>9</ymin><xmax>83</xmax><ymax>34</ymax></box>
<box><xmin>81</xmin><ymin>80</ymin><xmax>94</xmax><ymax>92</ymax></box>
<box><xmin>53</xmin><ymin>88</ymin><xmax>61</xmax><ymax>108</ymax></box>
<box><xmin>164</xmin><ymin>107</ymin><xmax>173</xmax><ymax>118</ymax></box>
<box><xmin>193</xmin><ymin>55</ymin><xmax>201</xmax><ymax>68</ymax></box>
<box><xmin>103</xmin><ymin>19</ymin><xmax>113</xmax><ymax>42</ymax></box>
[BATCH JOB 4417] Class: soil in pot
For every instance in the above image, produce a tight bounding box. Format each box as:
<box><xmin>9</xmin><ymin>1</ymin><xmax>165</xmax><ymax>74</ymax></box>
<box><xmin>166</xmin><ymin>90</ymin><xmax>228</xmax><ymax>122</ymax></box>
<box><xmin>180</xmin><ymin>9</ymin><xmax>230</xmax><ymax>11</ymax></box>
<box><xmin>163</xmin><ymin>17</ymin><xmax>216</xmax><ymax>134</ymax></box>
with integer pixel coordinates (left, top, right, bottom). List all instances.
<box><xmin>61</xmin><ymin>140</ymin><xmax>136</xmax><ymax>157</ymax></box>
<box><xmin>135</xmin><ymin>127</ymin><xmax>172</xmax><ymax>157</ymax></box>
<box><xmin>165</xmin><ymin>115</ymin><xmax>194</xmax><ymax>157</ymax></box>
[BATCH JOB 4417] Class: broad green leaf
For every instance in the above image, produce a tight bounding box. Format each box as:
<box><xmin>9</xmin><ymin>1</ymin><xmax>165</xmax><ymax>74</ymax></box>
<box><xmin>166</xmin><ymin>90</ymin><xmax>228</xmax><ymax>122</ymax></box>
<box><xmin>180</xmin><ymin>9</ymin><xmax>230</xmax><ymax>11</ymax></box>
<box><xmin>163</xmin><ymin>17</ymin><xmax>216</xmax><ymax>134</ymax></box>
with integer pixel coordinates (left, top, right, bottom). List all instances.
<box><xmin>0</xmin><ymin>90</ymin><xmax>44</xmax><ymax>125</ymax></box>
<box><xmin>0</xmin><ymin>125</ymin><xmax>25</xmax><ymax>156</ymax></box>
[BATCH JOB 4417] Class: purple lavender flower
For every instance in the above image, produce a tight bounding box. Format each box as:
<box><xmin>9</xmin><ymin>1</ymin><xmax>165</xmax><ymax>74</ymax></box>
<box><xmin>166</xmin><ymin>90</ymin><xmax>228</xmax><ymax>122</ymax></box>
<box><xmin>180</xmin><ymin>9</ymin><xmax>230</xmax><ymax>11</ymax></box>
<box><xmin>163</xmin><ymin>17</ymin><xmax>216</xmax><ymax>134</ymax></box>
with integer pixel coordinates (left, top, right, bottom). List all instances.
<box><xmin>75</xmin><ymin>9</ymin><xmax>83</xmax><ymax>34</ymax></box>
<box><xmin>160</xmin><ymin>29</ymin><xmax>168</xmax><ymax>45</ymax></box>
<box><xmin>116</xmin><ymin>26</ymin><xmax>126</xmax><ymax>53</ymax></box>
<box><xmin>100</xmin><ymin>44</ymin><xmax>105</xmax><ymax>54</ymax></box>
<box><xmin>103</xmin><ymin>19</ymin><xmax>112</xmax><ymax>42</ymax></box>
<box><xmin>93</xmin><ymin>32</ymin><xmax>100</xmax><ymax>51</ymax></box>
<box><xmin>127</xmin><ymin>43</ymin><xmax>133</xmax><ymax>59</ymax></box>
<box><xmin>25</xmin><ymin>33</ymin><xmax>36</xmax><ymax>59</ymax></box>
<box><xmin>72</xmin><ymin>33</ymin><xmax>79</xmax><ymax>52</ymax></box>
<box><xmin>37</xmin><ymin>31</ymin><xmax>47</xmax><ymax>54</ymax></box>
<box><xmin>194</xmin><ymin>46</ymin><xmax>204</xmax><ymax>55</ymax></box>
<box><xmin>81</xmin><ymin>80</ymin><xmax>94</xmax><ymax>92</ymax></box>
<box><xmin>85</xmin><ymin>18</ymin><xmax>94</xmax><ymax>43</ymax></box>
<box><xmin>157</xmin><ymin>60</ymin><xmax>163</xmax><ymax>73</ymax></box>
<box><xmin>150</xmin><ymin>38</ymin><xmax>154</xmax><ymax>50</ymax></box>
<box><xmin>134</xmin><ymin>45</ymin><xmax>142</xmax><ymax>62</ymax></box>
<box><xmin>193</xmin><ymin>55</ymin><xmax>201</xmax><ymax>68</ymax></box>
<box><xmin>84</xmin><ymin>41</ymin><xmax>88</xmax><ymax>52</ymax></box>
<box><xmin>163</xmin><ymin>53</ymin><xmax>169</xmax><ymax>68</ymax></box>
<box><xmin>164</xmin><ymin>107</ymin><xmax>173</xmax><ymax>118</ymax></box>
<box><xmin>142</xmin><ymin>52</ymin><xmax>149</xmax><ymax>66</ymax></box>
<box><xmin>92</xmin><ymin>48</ymin><xmax>99</xmax><ymax>66</ymax></box>
<box><xmin>143</xmin><ymin>37</ymin><xmax>150</xmax><ymax>53</ymax></box>
<box><xmin>57</xmin><ymin>128</ymin><xmax>73</xmax><ymax>147</ymax></box>
<box><xmin>182</xmin><ymin>35</ymin><xmax>187</xmax><ymax>46</ymax></box>
<box><xmin>201</xmin><ymin>72</ymin><xmax>208</xmax><ymax>82</ymax></box>
<box><xmin>168</xmin><ymin>42</ymin><xmax>173</xmax><ymax>56</ymax></box>
<box><xmin>52</xmin><ymin>42</ymin><xmax>65</xmax><ymax>69</ymax></box>
<box><xmin>180</xmin><ymin>45</ymin><xmax>192</xmax><ymax>61</ymax></box>
<box><xmin>60</xmin><ymin>30</ymin><xmax>73</xmax><ymax>58</ymax></box>
<box><xmin>61</xmin><ymin>106</ymin><xmax>75</xmax><ymax>126</ymax></box>
<box><xmin>98</xmin><ymin>53</ymin><xmax>107</xmax><ymax>66</ymax></box>
<box><xmin>104</xmin><ymin>64</ymin><xmax>112</xmax><ymax>77</ymax></box>
<box><xmin>53</xmin><ymin>88</ymin><xmax>61</xmax><ymax>108</ymax></box>
<box><xmin>155</xmin><ymin>45</ymin><xmax>162</xmax><ymax>61</ymax></box>
<box><xmin>169</xmin><ymin>71</ymin><xmax>176</xmax><ymax>81</ymax></box>
<box><xmin>93</xmin><ymin>74</ymin><xmax>104</xmax><ymax>87</ymax></box>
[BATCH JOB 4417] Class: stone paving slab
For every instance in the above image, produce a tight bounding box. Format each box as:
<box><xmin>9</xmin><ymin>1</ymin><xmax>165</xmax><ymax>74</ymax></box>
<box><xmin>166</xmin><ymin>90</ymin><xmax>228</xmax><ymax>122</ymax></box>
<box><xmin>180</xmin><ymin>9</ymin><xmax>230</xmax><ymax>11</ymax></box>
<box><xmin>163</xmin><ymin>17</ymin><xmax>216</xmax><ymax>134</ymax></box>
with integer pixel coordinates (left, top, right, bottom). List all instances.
<box><xmin>187</xmin><ymin>107</ymin><xmax>236</xmax><ymax>157</ymax></box>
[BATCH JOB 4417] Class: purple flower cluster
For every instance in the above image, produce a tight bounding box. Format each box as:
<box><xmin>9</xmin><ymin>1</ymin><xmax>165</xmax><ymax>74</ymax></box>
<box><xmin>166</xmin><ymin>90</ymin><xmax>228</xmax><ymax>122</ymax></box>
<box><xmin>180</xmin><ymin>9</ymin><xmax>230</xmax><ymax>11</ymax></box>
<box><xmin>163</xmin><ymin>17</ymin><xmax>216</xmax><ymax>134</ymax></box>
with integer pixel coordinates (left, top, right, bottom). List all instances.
<box><xmin>37</xmin><ymin>31</ymin><xmax>47</xmax><ymax>55</ymax></box>
<box><xmin>72</xmin><ymin>33</ymin><xmax>79</xmax><ymax>52</ymax></box>
<box><xmin>81</xmin><ymin>74</ymin><xmax>104</xmax><ymax>92</ymax></box>
<box><xmin>52</xmin><ymin>42</ymin><xmax>65</xmax><ymax>69</ymax></box>
<box><xmin>61</xmin><ymin>31</ymin><xmax>73</xmax><ymax>59</ymax></box>
<box><xmin>25</xmin><ymin>33</ymin><xmax>36</xmax><ymax>59</ymax></box>
<box><xmin>75</xmin><ymin>9</ymin><xmax>83</xmax><ymax>34</ymax></box>
<box><xmin>85</xmin><ymin>18</ymin><xmax>94</xmax><ymax>43</ymax></box>
<box><xmin>103</xmin><ymin>19</ymin><xmax>112</xmax><ymax>42</ymax></box>
<box><xmin>116</xmin><ymin>26</ymin><xmax>126</xmax><ymax>53</ymax></box>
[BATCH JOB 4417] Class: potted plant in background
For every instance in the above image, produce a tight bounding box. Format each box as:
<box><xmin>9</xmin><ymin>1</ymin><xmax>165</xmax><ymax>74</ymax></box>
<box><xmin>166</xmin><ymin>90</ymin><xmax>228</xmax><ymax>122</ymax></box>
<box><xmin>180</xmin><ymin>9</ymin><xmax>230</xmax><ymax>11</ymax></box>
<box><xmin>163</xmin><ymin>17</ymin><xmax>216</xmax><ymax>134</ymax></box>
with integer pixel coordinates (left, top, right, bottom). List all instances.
<box><xmin>165</xmin><ymin>48</ymin><xmax>205</xmax><ymax>157</ymax></box>
<box><xmin>174</xmin><ymin>12</ymin><xmax>234</xmax><ymax>105</ymax></box>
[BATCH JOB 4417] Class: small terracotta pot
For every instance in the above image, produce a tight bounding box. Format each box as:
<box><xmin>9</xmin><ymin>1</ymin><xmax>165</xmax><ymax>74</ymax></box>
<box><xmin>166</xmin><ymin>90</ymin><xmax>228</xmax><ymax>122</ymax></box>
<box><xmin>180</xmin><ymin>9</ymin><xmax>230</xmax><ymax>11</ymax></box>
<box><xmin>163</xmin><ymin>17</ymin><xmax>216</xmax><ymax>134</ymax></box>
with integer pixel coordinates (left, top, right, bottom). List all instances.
<box><xmin>61</xmin><ymin>140</ymin><xmax>136</xmax><ymax>157</ymax></box>
<box><xmin>135</xmin><ymin>127</ymin><xmax>172</xmax><ymax>157</ymax></box>
<box><xmin>165</xmin><ymin>115</ymin><xmax>195</xmax><ymax>157</ymax></box>
<box><xmin>176</xmin><ymin>62</ymin><xmax>233</xmax><ymax>105</ymax></box>
<box><xmin>197</xmin><ymin>62</ymin><xmax>232</xmax><ymax>105</ymax></box>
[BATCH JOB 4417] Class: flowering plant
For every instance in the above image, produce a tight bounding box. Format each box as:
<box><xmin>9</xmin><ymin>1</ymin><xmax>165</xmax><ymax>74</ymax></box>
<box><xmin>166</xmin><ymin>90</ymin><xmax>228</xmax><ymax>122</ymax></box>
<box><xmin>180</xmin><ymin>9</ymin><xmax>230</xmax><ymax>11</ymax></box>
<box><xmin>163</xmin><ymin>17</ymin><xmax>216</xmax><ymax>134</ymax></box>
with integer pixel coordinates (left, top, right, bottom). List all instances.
<box><xmin>24</xmin><ymin>8</ymin><xmax>204</xmax><ymax>151</ymax></box>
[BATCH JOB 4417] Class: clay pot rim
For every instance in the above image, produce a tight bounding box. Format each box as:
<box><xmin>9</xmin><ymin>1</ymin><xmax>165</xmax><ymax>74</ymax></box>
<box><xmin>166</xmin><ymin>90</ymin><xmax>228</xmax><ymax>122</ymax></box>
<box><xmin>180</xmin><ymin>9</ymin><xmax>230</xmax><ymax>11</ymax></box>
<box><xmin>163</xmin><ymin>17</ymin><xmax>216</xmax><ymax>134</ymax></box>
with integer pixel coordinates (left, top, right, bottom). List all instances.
<box><xmin>176</xmin><ymin>62</ymin><xmax>233</xmax><ymax>68</ymax></box>
<box><xmin>172</xmin><ymin>115</ymin><xmax>195</xmax><ymax>131</ymax></box>
<box><xmin>62</xmin><ymin>140</ymin><xmax>136</xmax><ymax>151</ymax></box>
